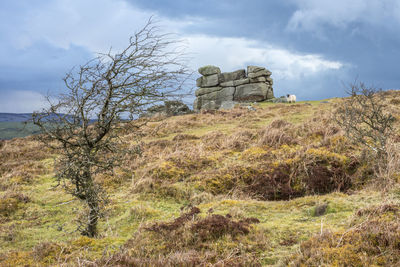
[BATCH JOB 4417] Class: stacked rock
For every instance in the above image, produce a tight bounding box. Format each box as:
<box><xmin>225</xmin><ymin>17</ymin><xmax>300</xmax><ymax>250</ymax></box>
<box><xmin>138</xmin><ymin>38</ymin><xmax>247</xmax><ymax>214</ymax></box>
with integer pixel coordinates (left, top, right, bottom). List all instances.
<box><xmin>193</xmin><ymin>65</ymin><xmax>274</xmax><ymax>111</ymax></box>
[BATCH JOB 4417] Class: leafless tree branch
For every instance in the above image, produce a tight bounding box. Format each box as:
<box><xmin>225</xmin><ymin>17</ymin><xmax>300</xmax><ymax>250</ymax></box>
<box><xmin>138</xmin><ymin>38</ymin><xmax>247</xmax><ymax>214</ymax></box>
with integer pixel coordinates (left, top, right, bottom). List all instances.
<box><xmin>32</xmin><ymin>18</ymin><xmax>192</xmax><ymax>237</ymax></box>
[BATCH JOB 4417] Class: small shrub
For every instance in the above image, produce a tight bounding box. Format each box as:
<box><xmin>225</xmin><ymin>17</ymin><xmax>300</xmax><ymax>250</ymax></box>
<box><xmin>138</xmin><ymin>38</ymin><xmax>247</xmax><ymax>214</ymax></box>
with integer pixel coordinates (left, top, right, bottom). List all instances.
<box><xmin>244</xmin><ymin>164</ymin><xmax>305</xmax><ymax>200</ymax></box>
<box><xmin>97</xmin><ymin>207</ymin><xmax>262</xmax><ymax>266</ymax></box>
<box><xmin>191</xmin><ymin>214</ymin><xmax>260</xmax><ymax>241</ymax></box>
<box><xmin>334</xmin><ymin>83</ymin><xmax>395</xmax><ymax>159</ymax></box>
<box><xmin>147</xmin><ymin>207</ymin><xmax>200</xmax><ymax>232</ymax></box>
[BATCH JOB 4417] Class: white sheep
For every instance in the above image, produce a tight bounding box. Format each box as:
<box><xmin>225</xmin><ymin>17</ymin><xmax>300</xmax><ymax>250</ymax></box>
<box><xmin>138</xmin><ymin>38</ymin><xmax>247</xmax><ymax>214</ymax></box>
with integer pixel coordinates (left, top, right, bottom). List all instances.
<box><xmin>286</xmin><ymin>94</ymin><xmax>296</xmax><ymax>103</ymax></box>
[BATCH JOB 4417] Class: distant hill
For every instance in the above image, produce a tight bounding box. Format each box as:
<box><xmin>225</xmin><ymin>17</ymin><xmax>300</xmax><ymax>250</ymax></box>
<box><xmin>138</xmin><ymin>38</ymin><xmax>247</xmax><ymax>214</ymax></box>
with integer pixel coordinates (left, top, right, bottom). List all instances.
<box><xmin>0</xmin><ymin>113</ymin><xmax>97</xmax><ymax>140</ymax></box>
<box><xmin>0</xmin><ymin>113</ymin><xmax>33</xmax><ymax>122</ymax></box>
<box><xmin>0</xmin><ymin>113</ymin><xmax>40</xmax><ymax>140</ymax></box>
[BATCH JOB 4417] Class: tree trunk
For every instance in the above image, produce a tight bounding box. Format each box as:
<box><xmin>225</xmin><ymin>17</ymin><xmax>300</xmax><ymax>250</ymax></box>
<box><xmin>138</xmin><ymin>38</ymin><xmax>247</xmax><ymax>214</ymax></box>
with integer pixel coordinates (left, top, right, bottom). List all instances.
<box><xmin>83</xmin><ymin>197</ymin><xmax>99</xmax><ymax>237</ymax></box>
<box><xmin>80</xmin><ymin>167</ymin><xmax>99</xmax><ymax>238</ymax></box>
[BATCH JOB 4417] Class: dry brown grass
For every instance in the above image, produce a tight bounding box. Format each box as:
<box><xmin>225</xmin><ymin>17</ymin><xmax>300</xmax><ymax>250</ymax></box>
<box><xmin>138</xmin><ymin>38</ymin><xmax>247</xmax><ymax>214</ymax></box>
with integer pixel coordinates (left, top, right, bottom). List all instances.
<box><xmin>2</xmin><ymin>93</ymin><xmax>400</xmax><ymax>266</ymax></box>
<box><xmin>288</xmin><ymin>203</ymin><xmax>400</xmax><ymax>266</ymax></box>
<box><xmin>125</xmin><ymin>105</ymin><xmax>377</xmax><ymax>202</ymax></box>
<box><xmin>92</xmin><ymin>207</ymin><xmax>263</xmax><ymax>267</ymax></box>
<box><xmin>0</xmin><ymin>137</ymin><xmax>52</xmax><ymax>192</ymax></box>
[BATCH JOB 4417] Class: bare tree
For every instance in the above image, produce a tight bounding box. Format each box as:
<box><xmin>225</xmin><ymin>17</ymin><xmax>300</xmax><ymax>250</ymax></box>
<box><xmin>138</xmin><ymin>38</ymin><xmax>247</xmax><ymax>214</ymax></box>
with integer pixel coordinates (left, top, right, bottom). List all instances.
<box><xmin>32</xmin><ymin>18</ymin><xmax>191</xmax><ymax>237</ymax></box>
<box><xmin>334</xmin><ymin>82</ymin><xmax>395</xmax><ymax>158</ymax></box>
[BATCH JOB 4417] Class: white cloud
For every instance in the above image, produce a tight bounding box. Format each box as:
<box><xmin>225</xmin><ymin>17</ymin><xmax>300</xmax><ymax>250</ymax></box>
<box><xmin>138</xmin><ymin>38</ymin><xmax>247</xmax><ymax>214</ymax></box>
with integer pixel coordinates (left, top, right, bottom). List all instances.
<box><xmin>11</xmin><ymin>0</ymin><xmax>344</xmax><ymax>80</ymax></box>
<box><xmin>185</xmin><ymin>35</ymin><xmax>343</xmax><ymax>79</ymax></box>
<box><xmin>0</xmin><ymin>0</ymin><xmax>350</xmax><ymax>111</ymax></box>
<box><xmin>287</xmin><ymin>0</ymin><xmax>400</xmax><ymax>32</ymax></box>
<box><xmin>0</xmin><ymin>90</ymin><xmax>47</xmax><ymax>113</ymax></box>
<box><xmin>16</xmin><ymin>0</ymin><xmax>190</xmax><ymax>53</ymax></box>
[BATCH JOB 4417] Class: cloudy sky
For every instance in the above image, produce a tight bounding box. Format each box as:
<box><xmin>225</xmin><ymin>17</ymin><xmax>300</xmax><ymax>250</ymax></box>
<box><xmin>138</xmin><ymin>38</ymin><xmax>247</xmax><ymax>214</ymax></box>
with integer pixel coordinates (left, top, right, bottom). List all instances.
<box><xmin>1</xmin><ymin>0</ymin><xmax>399</xmax><ymax>112</ymax></box>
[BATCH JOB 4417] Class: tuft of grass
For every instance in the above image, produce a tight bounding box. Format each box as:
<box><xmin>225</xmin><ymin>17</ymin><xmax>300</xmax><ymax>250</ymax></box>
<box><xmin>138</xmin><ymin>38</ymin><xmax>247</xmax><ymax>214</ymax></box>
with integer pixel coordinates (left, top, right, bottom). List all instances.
<box><xmin>288</xmin><ymin>203</ymin><xmax>400</xmax><ymax>266</ymax></box>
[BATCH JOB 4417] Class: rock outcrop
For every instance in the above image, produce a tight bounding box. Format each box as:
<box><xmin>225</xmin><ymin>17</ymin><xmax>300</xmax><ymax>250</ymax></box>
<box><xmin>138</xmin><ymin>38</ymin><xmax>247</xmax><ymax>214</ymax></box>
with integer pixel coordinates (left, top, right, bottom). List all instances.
<box><xmin>143</xmin><ymin>100</ymin><xmax>192</xmax><ymax>117</ymax></box>
<box><xmin>193</xmin><ymin>65</ymin><xmax>274</xmax><ymax>111</ymax></box>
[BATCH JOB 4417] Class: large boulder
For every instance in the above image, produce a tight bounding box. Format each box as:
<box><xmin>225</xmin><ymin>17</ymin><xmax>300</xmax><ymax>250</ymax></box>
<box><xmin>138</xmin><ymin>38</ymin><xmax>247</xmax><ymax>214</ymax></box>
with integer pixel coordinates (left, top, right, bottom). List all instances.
<box><xmin>220</xmin><ymin>78</ymin><xmax>249</xmax><ymax>87</ymax></box>
<box><xmin>234</xmin><ymin>83</ymin><xmax>270</xmax><ymax>102</ymax></box>
<box><xmin>247</xmin><ymin>65</ymin><xmax>266</xmax><ymax>73</ymax></box>
<box><xmin>220</xmin><ymin>101</ymin><xmax>239</xmax><ymax>110</ymax></box>
<box><xmin>248</xmin><ymin>69</ymin><xmax>272</xmax><ymax>79</ymax></box>
<box><xmin>200</xmin><ymin>87</ymin><xmax>235</xmax><ymax>102</ymax></box>
<box><xmin>195</xmin><ymin>87</ymin><xmax>235</xmax><ymax>111</ymax></box>
<box><xmin>250</xmin><ymin>77</ymin><xmax>266</xmax><ymax>83</ymax></box>
<box><xmin>198</xmin><ymin>65</ymin><xmax>221</xmax><ymax>76</ymax></box>
<box><xmin>195</xmin><ymin>86</ymin><xmax>222</xmax><ymax>97</ymax></box>
<box><xmin>196</xmin><ymin>74</ymin><xmax>220</xmax><ymax>87</ymax></box>
<box><xmin>219</xmin><ymin>69</ymin><xmax>246</xmax><ymax>83</ymax></box>
<box><xmin>194</xmin><ymin>65</ymin><xmax>275</xmax><ymax>111</ymax></box>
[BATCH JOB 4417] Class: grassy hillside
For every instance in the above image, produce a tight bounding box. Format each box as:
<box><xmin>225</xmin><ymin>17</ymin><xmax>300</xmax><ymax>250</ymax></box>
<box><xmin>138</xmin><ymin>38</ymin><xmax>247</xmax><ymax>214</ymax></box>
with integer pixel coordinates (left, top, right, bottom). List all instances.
<box><xmin>0</xmin><ymin>113</ymin><xmax>40</xmax><ymax>140</ymax></box>
<box><xmin>1</xmin><ymin>92</ymin><xmax>400</xmax><ymax>266</ymax></box>
<box><xmin>0</xmin><ymin>122</ymin><xmax>41</xmax><ymax>140</ymax></box>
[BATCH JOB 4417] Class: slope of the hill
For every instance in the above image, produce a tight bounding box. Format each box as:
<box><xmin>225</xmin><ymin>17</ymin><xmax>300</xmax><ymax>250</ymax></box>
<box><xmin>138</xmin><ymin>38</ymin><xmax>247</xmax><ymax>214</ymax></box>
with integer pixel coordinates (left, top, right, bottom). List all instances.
<box><xmin>1</xmin><ymin>92</ymin><xmax>400</xmax><ymax>266</ymax></box>
<box><xmin>0</xmin><ymin>113</ymin><xmax>39</xmax><ymax>140</ymax></box>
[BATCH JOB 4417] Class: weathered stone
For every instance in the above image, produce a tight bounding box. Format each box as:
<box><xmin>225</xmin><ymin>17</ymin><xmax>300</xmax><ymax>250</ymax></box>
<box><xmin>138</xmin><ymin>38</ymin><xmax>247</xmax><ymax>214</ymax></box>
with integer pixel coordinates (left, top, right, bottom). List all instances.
<box><xmin>193</xmin><ymin>98</ymin><xmax>201</xmax><ymax>111</ymax></box>
<box><xmin>220</xmin><ymin>101</ymin><xmax>239</xmax><ymax>110</ymax></box>
<box><xmin>266</xmin><ymin>88</ymin><xmax>274</xmax><ymax>99</ymax></box>
<box><xmin>247</xmin><ymin>66</ymin><xmax>265</xmax><ymax>73</ymax></box>
<box><xmin>194</xmin><ymin>65</ymin><xmax>274</xmax><ymax>111</ymax></box>
<box><xmin>220</xmin><ymin>80</ymin><xmax>235</xmax><ymax>87</ymax></box>
<box><xmin>144</xmin><ymin>100</ymin><xmax>192</xmax><ymax>117</ymax></box>
<box><xmin>201</xmin><ymin>87</ymin><xmax>234</xmax><ymax>101</ymax></box>
<box><xmin>234</xmin><ymin>78</ymin><xmax>250</xmax><ymax>86</ymax></box>
<box><xmin>221</xmin><ymin>78</ymin><xmax>250</xmax><ymax>87</ymax></box>
<box><xmin>196</xmin><ymin>77</ymin><xmax>202</xmax><ymax>87</ymax></box>
<box><xmin>197</xmin><ymin>87</ymin><xmax>235</xmax><ymax>110</ymax></box>
<box><xmin>196</xmin><ymin>74</ymin><xmax>219</xmax><ymax>87</ymax></box>
<box><xmin>249</xmin><ymin>77</ymin><xmax>266</xmax><ymax>83</ymax></box>
<box><xmin>201</xmin><ymin>100</ymin><xmax>218</xmax><ymax>110</ymax></box>
<box><xmin>218</xmin><ymin>87</ymin><xmax>235</xmax><ymax>101</ymax></box>
<box><xmin>234</xmin><ymin>83</ymin><xmax>270</xmax><ymax>102</ymax></box>
<box><xmin>266</xmin><ymin>77</ymin><xmax>273</xmax><ymax>85</ymax></box>
<box><xmin>219</xmin><ymin>69</ymin><xmax>246</xmax><ymax>83</ymax></box>
<box><xmin>198</xmin><ymin>65</ymin><xmax>221</xmax><ymax>76</ymax></box>
<box><xmin>248</xmin><ymin>69</ymin><xmax>272</xmax><ymax>79</ymax></box>
<box><xmin>195</xmin><ymin>86</ymin><xmax>222</xmax><ymax>97</ymax></box>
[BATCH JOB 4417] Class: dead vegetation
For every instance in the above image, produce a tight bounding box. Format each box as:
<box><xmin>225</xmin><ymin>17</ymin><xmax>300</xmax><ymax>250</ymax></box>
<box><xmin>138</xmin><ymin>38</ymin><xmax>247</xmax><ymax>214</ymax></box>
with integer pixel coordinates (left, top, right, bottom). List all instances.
<box><xmin>288</xmin><ymin>203</ymin><xmax>400</xmax><ymax>266</ymax></box>
<box><xmin>94</xmin><ymin>207</ymin><xmax>262</xmax><ymax>266</ymax></box>
<box><xmin>1</xmin><ymin>91</ymin><xmax>400</xmax><ymax>266</ymax></box>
